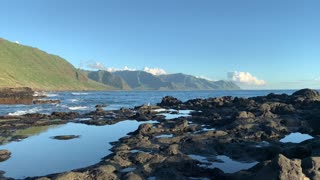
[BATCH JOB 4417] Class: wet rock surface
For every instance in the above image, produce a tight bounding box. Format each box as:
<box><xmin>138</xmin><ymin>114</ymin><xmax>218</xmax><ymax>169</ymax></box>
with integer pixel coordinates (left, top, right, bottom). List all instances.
<box><xmin>1</xmin><ymin>89</ymin><xmax>320</xmax><ymax>179</ymax></box>
<box><xmin>33</xmin><ymin>99</ymin><xmax>60</xmax><ymax>105</ymax></box>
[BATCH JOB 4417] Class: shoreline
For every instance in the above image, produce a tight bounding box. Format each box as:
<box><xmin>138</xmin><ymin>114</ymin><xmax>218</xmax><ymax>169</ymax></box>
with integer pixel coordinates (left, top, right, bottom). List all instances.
<box><xmin>0</xmin><ymin>89</ymin><xmax>320</xmax><ymax>179</ymax></box>
<box><xmin>1</xmin><ymin>86</ymin><xmax>310</xmax><ymax>93</ymax></box>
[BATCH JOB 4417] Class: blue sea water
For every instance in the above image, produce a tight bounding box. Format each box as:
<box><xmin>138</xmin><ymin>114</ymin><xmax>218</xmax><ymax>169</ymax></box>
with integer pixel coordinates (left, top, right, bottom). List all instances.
<box><xmin>0</xmin><ymin>90</ymin><xmax>296</xmax><ymax>116</ymax></box>
<box><xmin>0</xmin><ymin>90</ymin><xmax>297</xmax><ymax>179</ymax></box>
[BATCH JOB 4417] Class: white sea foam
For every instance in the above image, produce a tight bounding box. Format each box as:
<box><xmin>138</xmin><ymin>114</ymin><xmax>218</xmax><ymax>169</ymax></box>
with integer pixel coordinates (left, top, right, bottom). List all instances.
<box><xmin>35</xmin><ymin>92</ymin><xmax>58</xmax><ymax>97</ymax></box>
<box><xmin>46</xmin><ymin>93</ymin><xmax>59</xmax><ymax>97</ymax></box>
<box><xmin>69</xmin><ymin>99</ymin><xmax>80</xmax><ymax>102</ymax></box>
<box><xmin>33</xmin><ymin>91</ymin><xmax>44</xmax><ymax>97</ymax></box>
<box><xmin>8</xmin><ymin>108</ymin><xmax>41</xmax><ymax>116</ymax></box>
<box><xmin>56</xmin><ymin>104</ymin><xmax>69</xmax><ymax>109</ymax></box>
<box><xmin>153</xmin><ymin>108</ymin><xmax>167</xmax><ymax>112</ymax></box>
<box><xmin>68</xmin><ymin>106</ymin><xmax>88</xmax><ymax>110</ymax></box>
<box><xmin>72</xmin><ymin>92</ymin><xmax>89</xmax><ymax>95</ymax></box>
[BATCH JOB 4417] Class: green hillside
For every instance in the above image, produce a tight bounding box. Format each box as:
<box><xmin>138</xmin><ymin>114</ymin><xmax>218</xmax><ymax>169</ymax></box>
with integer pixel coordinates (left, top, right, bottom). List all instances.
<box><xmin>81</xmin><ymin>70</ymin><xmax>131</xmax><ymax>90</ymax></box>
<box><xmin>0</xmin><ymin>38</ymin><xmax>109</xmax><ymax>91</ymax></box>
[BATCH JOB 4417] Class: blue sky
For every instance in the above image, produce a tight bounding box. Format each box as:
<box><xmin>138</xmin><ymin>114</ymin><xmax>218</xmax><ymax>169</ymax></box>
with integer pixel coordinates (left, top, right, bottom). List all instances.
<box><xmin>1</xmin><ymin>0</ymin><xmax>320</xmax><ymax>89</ymax></box>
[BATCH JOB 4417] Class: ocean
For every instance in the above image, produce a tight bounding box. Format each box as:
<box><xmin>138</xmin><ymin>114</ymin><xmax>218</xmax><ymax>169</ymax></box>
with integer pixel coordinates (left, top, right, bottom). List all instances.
<box><xmin>0</xmin><ymin>90</ymin><xmax>296</xmax><ymax>116</ymax></box>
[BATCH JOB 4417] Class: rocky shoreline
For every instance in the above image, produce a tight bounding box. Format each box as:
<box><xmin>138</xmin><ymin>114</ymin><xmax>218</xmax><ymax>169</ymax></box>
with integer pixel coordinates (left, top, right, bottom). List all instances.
<box><xmin>0</xmin><ymin>87</ymin><xmax>34</xmax><ymax>105</ymax></box>
<box><xmin>0</xmin><ymin>87</ymin><xmax>61</xmax><ymax>105</ymax></box>
<box><xmin>0</xmin><ymin>89</ymin><xmax>320</xmax><ymax>179</ymax></box>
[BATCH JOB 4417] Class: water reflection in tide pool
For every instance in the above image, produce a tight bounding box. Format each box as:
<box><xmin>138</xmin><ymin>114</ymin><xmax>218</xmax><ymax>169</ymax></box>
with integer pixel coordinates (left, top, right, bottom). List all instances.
<box><xmin>0</xmin><ymin>120</ymin><xmax>156</xmax><ymax>179</ymax></box>
<box><xmin>189</xmin><ymin>154</ymin><xmax>258</xmax><ymax>173</ymax></box>
<box><xmin>158</xmin><ymin>110</ymin><xmax>193</xmax><ymax>120</ymax></box>
<box><xmin>280</xmin><ymin>132</ymin><xmax>314</xmax><ymax>143</ymax></box>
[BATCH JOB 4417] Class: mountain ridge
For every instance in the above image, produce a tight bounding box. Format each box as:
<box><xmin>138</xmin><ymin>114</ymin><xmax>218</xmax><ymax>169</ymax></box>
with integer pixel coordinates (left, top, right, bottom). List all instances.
<box><xmin>0</xmin><ymin>37</ymin><xmax>240</xmax><ymax>91</ymax></box>
<box><xmin>102</xmin><ymin>70</ymin><xmax>240</xmax><ymax>90</ymax></box>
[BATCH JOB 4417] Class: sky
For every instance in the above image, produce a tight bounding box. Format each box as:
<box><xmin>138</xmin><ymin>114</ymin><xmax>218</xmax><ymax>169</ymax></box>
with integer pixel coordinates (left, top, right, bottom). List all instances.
<box><xmin>1</xmin><ymin>0</ymin><xmax>320</xmax><ymax>89</ymax></box>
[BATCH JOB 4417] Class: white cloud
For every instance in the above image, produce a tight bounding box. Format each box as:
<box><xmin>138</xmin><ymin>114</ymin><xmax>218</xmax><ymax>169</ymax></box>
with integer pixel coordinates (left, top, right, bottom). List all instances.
<box><xmin>123</xmin><ymin>66</ymin><xmax>136</xmax><ymax>71</ymax></box>
<box><xmin>86</xmin><ymin>62</ymin><xmax>136</xmax><ymax>72</ymax></box>
<box><xmin>87</xmin><ymin>62</ymin><xmax>106</xmax><ymax>70</ymax></box>
<box><xmin>15</xmin><ymin>41</ymin><xmax>20</xmax><ymax>44</ymax></box>
<box><xmin>106</xmin><ymin>66</ymin><xmax>136</xmax><ymax>72</ymax></box>
<box><xmin>228</xmin><ymin>71</ymin><xmax>266</xmax><ymax>86</ymax></box>
<box><xmin>196</xmin><ymin>76</ymin><xmax>214</xmax><ymax>81</ymax></box>
<box><xmin>143</xmin><ymin>67</ymin><xmax>167</xmax><ymax>75</ymax></box>
<box><xmin>86</xmin><ymin>63</ymin><xmax>166</xmax><ymax>76</ymax></box>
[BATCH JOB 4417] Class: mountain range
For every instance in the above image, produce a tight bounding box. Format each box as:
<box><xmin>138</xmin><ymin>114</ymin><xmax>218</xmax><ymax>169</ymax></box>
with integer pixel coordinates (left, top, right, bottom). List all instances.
<box><xmin>0</xmin><ymin>37</ymin><xmax>240</xmax><ymax>91</ymax></box>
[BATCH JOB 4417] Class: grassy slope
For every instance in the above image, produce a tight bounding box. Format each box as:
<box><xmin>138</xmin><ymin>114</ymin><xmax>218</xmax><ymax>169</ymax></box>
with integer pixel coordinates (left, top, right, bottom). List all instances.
<box><xmin>0</xmin><ymin>38</ymin><xmax>111</xmax><ymax>91</ymax></box>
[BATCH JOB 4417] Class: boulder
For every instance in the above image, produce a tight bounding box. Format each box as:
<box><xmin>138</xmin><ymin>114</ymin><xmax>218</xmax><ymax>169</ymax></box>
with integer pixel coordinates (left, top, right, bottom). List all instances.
<box><xmin>0</xmin><ymin>150</ymin><xmax>11</xmax><ymax>162</ymax></box>
<box><xmin>237</xmin><ymin>111</ymin><xmax>256</xmax><ymax>119</ymax></box>
<box><xmin>302</xmin><ymin>157</ymin><xmax>320</xmax><ymax>180</ymax></box>
<box><xmin>109</xmin><ymin>152</ymin><xmax>132</xmax><ymax>167</ymax></box>
<box><xmin>259</xmin><ymin>103</ymin><xmax>271</xmax><ymax>112</ymax></box>
<box><xmin>269</xmin><ymin>103</ymin><xmax>295</xmax><ymax>115</ymax></box>
<box><xmin>133</xmin><ymin>152</ymin><xmax>154</xmax><ymax>164</ymax></box>
<box><xmin>124</xmin><ymin>172</ymin><xmax>143</xmax><ymax>180</ymax></box>
<box><xmin>238</xmin><ymin>154</ymin><xmax>309</xmax><ymax>180</ymax></box>
<box><xmin>166</xmin><ymin>144</ymin><xmax>180</xmax><ymax>155</ymax></box>
<box><xmin>266</xmin><ymin>93</ymin><xmax>290</xmax><ymax>101</ymax></box>
<box><xmin>292</xmin><ymin>89</ymin><xmax>320</xmax><ymax>99</ymax></box>
<box><xmin>135</xmin><ymin>123</ymin><xmax>153</xmax><ymax>135</ymax></box>
<box><xmin>274</xmin><ymin>155</ymin><xmax>308</xmax><ymax>180</ymax></box>
<box><xmin>36</xmin><ymin>178</ymin><xmax>51</xmax><ymax>180</ymax></box>
<box><xmin>260</xmin><ymin>111</ymin><xmax>278</xmax><ymax>119</ymax></box>
<box><xmin>158</xmin><ymin>96</ymin><xmax>182</xmax><ymax>107</ymax></box>
<box><xmin>173</xmin><ymin>119</ymin><xmax>189</xmax><ymax>131</ymax></box>
<box><xmin>113</xmin><ymin>144</ymin><xmax>130</xmax><ymax>151</ymax></box>
<box><xmin>54</xmin><ymin>172</ymin><xmax>89</xmax><ymax>180</ymax></box>
<box><xmin>90</xmin><ymin>165</ymin><xmax>118</xmax><ymax>180</ymax></box>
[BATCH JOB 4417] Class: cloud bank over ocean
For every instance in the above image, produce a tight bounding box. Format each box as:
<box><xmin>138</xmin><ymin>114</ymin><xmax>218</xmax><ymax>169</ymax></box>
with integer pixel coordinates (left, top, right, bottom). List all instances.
<box><xmin>228</xmin><ymin>71</ymin><xmax>266</xmax><ymax>86</ymax></box>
